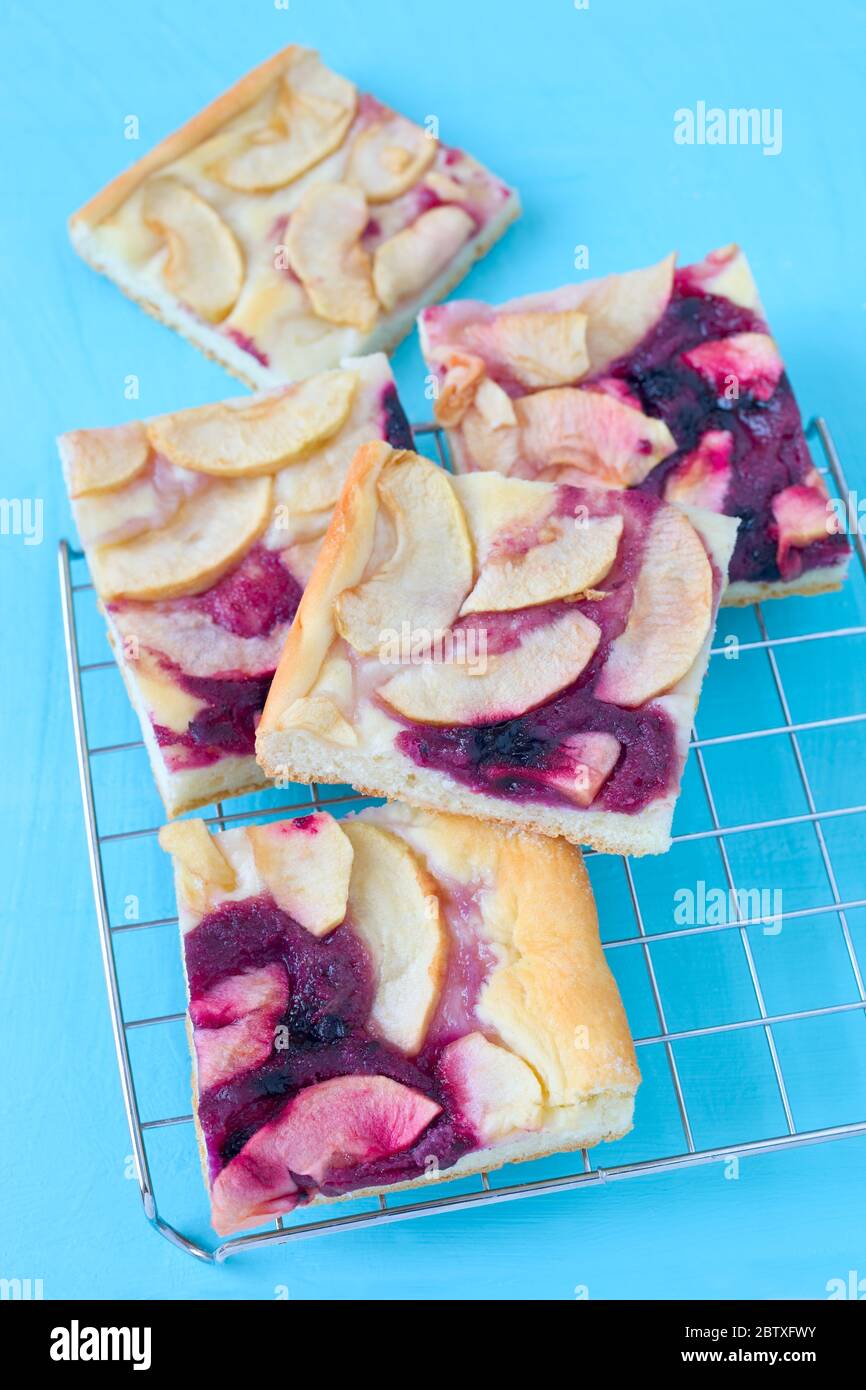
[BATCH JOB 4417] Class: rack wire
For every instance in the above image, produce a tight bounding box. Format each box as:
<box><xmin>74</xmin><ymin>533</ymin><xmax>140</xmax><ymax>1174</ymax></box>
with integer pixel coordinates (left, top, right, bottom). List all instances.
<box><xmin>59</xmin><ymin>417</ymin><xmax>866</xmax><ymax>1263</ymax></box>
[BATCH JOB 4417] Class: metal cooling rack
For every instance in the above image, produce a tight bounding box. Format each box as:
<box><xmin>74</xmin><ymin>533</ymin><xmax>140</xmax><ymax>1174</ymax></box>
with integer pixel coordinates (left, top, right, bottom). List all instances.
<box><xmin>59</xmin><ymin>417</ymin><xmax>866</xmax><ymax>1263</ymax></box>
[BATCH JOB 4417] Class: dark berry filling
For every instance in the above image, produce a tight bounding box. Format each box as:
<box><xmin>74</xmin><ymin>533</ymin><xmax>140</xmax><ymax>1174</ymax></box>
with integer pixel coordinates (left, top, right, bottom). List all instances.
<box><xmin>380</xmin><ymin>383</ymin><xmax>415</xmax><ymax>450</ymax></box>
<box><xmin>146</xmin><ymin>547</ymin><xmax>301</xmax><ymax>767</ymax></box>
<box><xmin>154</xmin><ymin>668</ymin><xmax>273</xmax><ymax>766</ymax></box>
<box><xmin>194</xmin><ymin>545</ymin><xmax>302</xmax><ymax>640</ymax></box>
<box><xmin>187</xmin><ymin>896</ymin><xmax>474</xmax><ymax>1195</ymax></box>
<box><xmin>608</xmin><ymin>278</ymin><xmax>849</xmax><ymax>584</ymax></box>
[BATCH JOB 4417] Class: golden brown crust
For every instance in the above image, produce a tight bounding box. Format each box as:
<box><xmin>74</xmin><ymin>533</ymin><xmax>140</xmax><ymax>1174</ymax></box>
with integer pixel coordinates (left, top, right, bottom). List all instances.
<box><xmin>70</xmin><ymin>46</ymin><xmax>303</xmax><ymax>232</ymax></box>
<box><xmin>722</xmin><ymin>563</ymin><xmax>849</xmax><ymax>607</ymax></box>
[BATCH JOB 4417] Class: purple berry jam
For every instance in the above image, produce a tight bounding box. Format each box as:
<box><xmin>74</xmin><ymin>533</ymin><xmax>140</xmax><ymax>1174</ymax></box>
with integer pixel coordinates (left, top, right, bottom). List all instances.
<box><xmin>186</xmin><ymin>896</ymin><xmax>474</xmax><ymax>1191</ymax></box>
<box><xmin>608</xmin><ymin>276</ymin><xmax>850</xmax><ymax>584</ymax></box>
<box><xmin>154</xmin><ymin>668</ymin><xmax>273</xmax><ymax>766</ymax></box>
<box><xmin>195</xmin><ymin>546</ymin><xmax>302</xmax><ymax>640</ymax></box>
<box><xmin>396</xmin><ymin>485</ymin><xmax>678</xmax><ymax>815</ymax></box>
<box><xmin>380</xmin><ymin>383</ymin><xmax>415</xmax><ymax>450</ymax></box>
<box><xmin>151</xmin><ymin>548</ymin><xmax>302</xmax><ymax>767</ymax></box>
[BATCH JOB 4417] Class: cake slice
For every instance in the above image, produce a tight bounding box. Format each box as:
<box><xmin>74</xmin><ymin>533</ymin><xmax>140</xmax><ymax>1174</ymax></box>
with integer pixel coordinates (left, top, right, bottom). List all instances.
<box><xmin>159</xmin><ymin>803</ymin><xmax>639</xmax><ymax>1235</ymax></box>
<box><xmin>256</xmin><ymin>443</ymin><xmax>739</xmax><ymax>855</ymax></box>
<box><xmin>419</xmin><ymin>244</ymin><xmax>850</xmax><ymax>605</ymax></box>
<box><xmin>69</xmin><ymin>45</ymin><xmax>519</xmax><ymax>388</ymax></box>
<box><xmin>59</xmin><ymin>354</ymin><xmax>412</xmax><ymax>816</ymax></box>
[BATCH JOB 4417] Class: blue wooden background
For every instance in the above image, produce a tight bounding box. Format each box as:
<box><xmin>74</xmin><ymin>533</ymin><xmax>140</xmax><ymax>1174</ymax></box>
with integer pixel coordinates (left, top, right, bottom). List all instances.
<box><xmin>2</xmin><ymin>0</ymin><xmax>865</xmax><ymax>1299</ymax></box>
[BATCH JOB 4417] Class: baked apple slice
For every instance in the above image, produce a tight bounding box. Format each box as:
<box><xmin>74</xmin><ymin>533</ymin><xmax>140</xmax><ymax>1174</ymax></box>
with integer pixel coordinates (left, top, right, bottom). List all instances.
<box><xmin>460</xmin><ymin>513</ymin><xmax>623</xmax><ymax>614</ymax></box>
<box><xmin>516</xmin><ymin>387</ymin><xmax>677</xmax><ymax>486</ymax></box>
<box><xmin>217</xmin><ymin>52</ymin><xmax>357</xmax><ymax>191</ymax></box>
<box><xmin>286</xmin><ymin>182</ymin><xmax>379</xmax><ymax>332</ymax></box>
<box><xmin>380</xmin><ymin>608</ymin><xmax>601</xmax><ymax>724</ymax></box>
<box><xmin>682</xmin><ymin>332</ymin><xmax>783</xmax><ymax>402</ymax></box>
<box><xmin>191</xmin><ymin>964</ymin><xmax>289</xmax><ymax>1092</ymax></box>
<box><xmin>463</xmin><ymin>308</ymin><xmax>590</xmax><ymax>389</ymax></box>
<box><xmin>143</xmin><ymin>179</ymin><xmax>244</xmax><ymax>323</ymax></box>
<box><xmin>342</xmin><ymin>820</ymin><xmax>446</xmax><ymax>1054</ymax></box>
<box><xmin>64</xmin><ymin>422</ymin><xmax>151</xmax><ymax>498</ymax></box>
<box><xmin>90</xmin><ymin>475</ymin><xmax>272</xmax><ymax>601</ymax></box>
<box><xmin>595</xmin><ymin>506</ymin><xmax>712</xmax><ymax>708</ymax></box>
<box><xmin>335</xmin><ymin>452</ymin><xmax>473</xmax><ymax>654</ymax></box>
<box><xmin>664</xmin><ymin>430</ymin><xmax>733</xmax><ymax>511</ymax></box>
<box><xmin>439</xmin><ymin>1031</ymin><xmax>543</xmax><ymax>1143</ymax></box>
<box><xmin>210</xmin><ymin>1075</ymin><xmax>441</xmax><ymax>1233</ymax></box>
<box><xmin>373</xmin><ymin>206</ymin><xmax>475</xmax><ymax>311</ymax></box>
<box><xmin>147</xmin><ymin>370</ymin><xmax>358</xmax><ymax>476</ymax></box>
<box><xmin>573</xmin><ymin>252</ymin><xmax>675</xmax><ymax>374</ymax></box>
<box><xmin>348</xmin><ymin>115</ymin><xmax>436</xmax><ymax>202</ymax></box>
<box><xmin>247</xmin><ymin>813</ymin><xmax>353</xmax><ymax>938</ymax></box>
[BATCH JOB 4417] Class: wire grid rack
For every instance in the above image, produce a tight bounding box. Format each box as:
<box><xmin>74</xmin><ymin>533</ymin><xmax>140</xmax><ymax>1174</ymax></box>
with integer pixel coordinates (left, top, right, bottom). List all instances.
<box><xmin>59</xmin><ymin>417</ymin><xmax>866</xmax><ymax>1264</ymax></box>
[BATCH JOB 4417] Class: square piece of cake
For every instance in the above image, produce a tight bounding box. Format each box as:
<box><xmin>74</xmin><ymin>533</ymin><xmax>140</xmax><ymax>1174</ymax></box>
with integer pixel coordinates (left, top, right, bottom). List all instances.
<box><xmin>59</xmin><ymin>354</ymin><xmax>411</xmax><ymax>815</ymax></box>
<box><xmin>419</xmin><ymin>244</ymin><xmax>850</xmax><ymax>604</ymax></box>
<box><xmin>69</xmin><ymin>46</ymin><xmax>519</xmax><ymax>388</ymax></box>
<box><xmin>159</xmin><ymin>804</ymin><xmax>639</xmax><ymax>1235</ymax></box>
<box><xmin>256</xmin><ymin>443</ymin><xmax>738</xmax><ymax>854</ymax></box>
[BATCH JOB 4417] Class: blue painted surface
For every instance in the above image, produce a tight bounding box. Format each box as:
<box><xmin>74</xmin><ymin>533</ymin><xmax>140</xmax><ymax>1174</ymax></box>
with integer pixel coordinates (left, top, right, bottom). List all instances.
<box><xmin>2</xmin><ymin>0</ymin><xmax>865</xmax><ymax>1300</ymax></box>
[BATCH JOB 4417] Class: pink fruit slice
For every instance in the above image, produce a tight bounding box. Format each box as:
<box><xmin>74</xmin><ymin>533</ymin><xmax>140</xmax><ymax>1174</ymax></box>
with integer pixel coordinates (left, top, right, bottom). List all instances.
<box><xmin>772</xmin><ymin>481</ymin><xmax>836</xmax><ymax>575</ymax></box>
<box><xmin>543</xmin><ymin>732</ymin><xmax>622</xmax><ymax>807</ymax></box>
<box><xmin>210</xmin><ymin>1075</ymin><xmax>441</xmax><ymax>1234</ymax></box>
<box><xmin>664</xmin><ymin>430</ymin><xmax>733</xmax><ymax>512</ymax></box>
<box><xmin>681</xmin><ymin>332</ymin><xmax>783</xmax><ymax>403</ymax></box>
<box><xmin>191</xmin><ymin>964</ymin><xmax>289</xmax><ymax>1093</ymax></box>
<box><xmin>515</xmin><ymin>386</ymin><xmax>676</xmax><ymax>488</ymax></box>
<box><xmin>439</xmin><ymin>1032</ymin><xmax>542</xmax><ymax>1144</ymax></box>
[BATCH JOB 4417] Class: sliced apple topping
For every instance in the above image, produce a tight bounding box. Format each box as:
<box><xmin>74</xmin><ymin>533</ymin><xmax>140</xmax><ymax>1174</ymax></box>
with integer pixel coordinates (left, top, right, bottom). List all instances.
<box><xmin>210</xmin><ymin>1075</ymin><xmax>441</xmax><ymax>1233</ymax></box>
<box><xmin>217</xmin><ymin>53</ymin><xmax>356</xmax><ymax>191</ymax></box>
<box><xmin>348</xmin><ymin>115</ymin><xmax>436</xmax><ymax>202</ymax></box>
<box><xmin>577</xmin><ymin>252</ymin><xmax>675</xmax><ymax>374</ymax></box>
<box><xmin>142</xmin><ymin>179</ymin><xmax>244</xmax><ymax>323</ymax></box>
<box><xmin>335</xmin><ymin>452</ymin><xmax>473</xmax><ymax>655</ymax></box>
<box><xmin>678</xmin><ymin>244</ymin><xmax>762</xmax><ymax>312</ymax></box>
<box><xmin>159</xmin><ymin>820</ymin><xmax>236</xmax><ymax>889</ymax></box>
<box><xmin>772</xmin><ymin>481</ymin><xmax>836</xmax><ymax>573</ymax></box>
<box><xmin>342</xmin><ymin>821</ymin><xmax>446</xmax><ymax>1054</ymax></box>
<box><xmin>594</xmin><ymin>505</ymin><xmax>713</xmax><ymax>708</ymax></box>
<box><xmin>460</xmin><ymin>377</ymin><xmax>521</xmax><ymax>473</ymax></box>
<box><xmin>192</xmin><ymin>964</ymin><xmax>289</xmax><ymax>1093</ymax></box>
<box><xmin>147</xmin><ymin>371</ymin><xmax>358</xmax><ymax>477</ymax></box>
<box><xmin>380</xmin><ymin>608</ymin><xmax>601</xmax><ymax>725</ymax></box>
<box><xmin>159</xmin><ymin>819</ymin><xmax>236</xmax><ymax>915</ymax></box>
<box><xmin>64</xmin><ymin>422</ymin><xmax>151</xmax><ymax>499</ymax></box>
<box><xmin>682</xmin><ymin>332</ymin><xmax>783</xmax><ymax>402</ymax></box>
<box><xmin>516</xmin><ymin>386</ymin><xmax>677</xmax><ymax>487</ymax></box>
<box><xmin>481</xmin><ymin>309</ymin><xmax>590</xmax><ymax>389</ymax></box>
<box><xmin>460</xmin><ymin>514</ymin><xmax>622</xmax><ymax>614</ymax></box>
<box><xmin>373</xmin><ymin>206</ymin><xmax>475</xmax><ymax>311</ymax></box>
<box><xmin>247</xmin><ymin>813</ymin><xmax>353</xmax><ymax>938</ymax></box>
<box><xmin>451</xmin><ymin>472</ymin><xmax>554</xmax><ymax>555</ymax></box>
<box><xmin>439</xmin><ymin>1032</ymin><xmax>543</xmax><ymax>1144</ymax></box>
<box><xmin>435</xmin><ymin>351</ymin><xmax>487</xmax><ymax>427</ymax></box>
<box><xmin>664</xmin><ymin>430</ymin><xmax>733</xmax><ymax>511</ymax></box>
<box><xmin>544</xmin><ymin>731</ymin><xmax>621</xmax><ymax>806</ymax></box>
<box><xmin>90</xmin><ymin>475</ymin><xmax>272</xmax><ymax>601</ymax></box>
<box><xmin>286</xmin><ymin>182</ymin><xmax>379</xmax><ymax>331</ymax></box>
